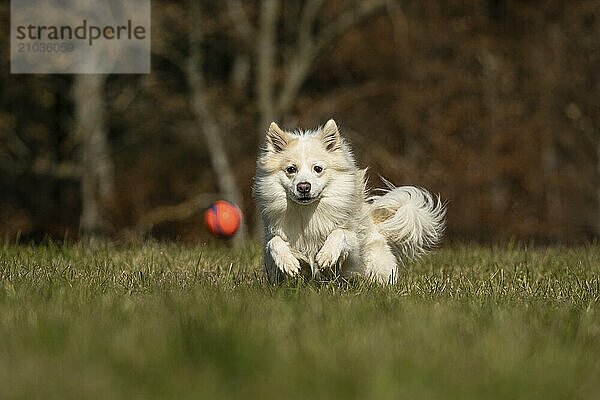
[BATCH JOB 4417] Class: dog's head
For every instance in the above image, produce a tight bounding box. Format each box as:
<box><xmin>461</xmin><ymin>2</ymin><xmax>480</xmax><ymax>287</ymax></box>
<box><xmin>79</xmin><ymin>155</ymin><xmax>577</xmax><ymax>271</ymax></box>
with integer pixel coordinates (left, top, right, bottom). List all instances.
<box><xmin>256</xmin><ymin>119</ymin><xmax>356</xmax><ymax>206</ymax></box>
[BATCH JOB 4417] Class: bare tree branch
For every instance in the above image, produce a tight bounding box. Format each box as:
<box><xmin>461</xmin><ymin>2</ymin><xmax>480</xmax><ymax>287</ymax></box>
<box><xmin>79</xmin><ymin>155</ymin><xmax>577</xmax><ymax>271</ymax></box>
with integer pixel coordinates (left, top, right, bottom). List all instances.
<box><xmin>385</xmin><ymin>0</ymin><xmax>409</xmax><ymax>53</ymax></box>
<box><xmin>303</xmin><ymin>80</ymin><xmax>389</xmax><ymax>118</ymax></box>
<box><xmin>1</xmin><ymin>126</ymin><xmax>30</xmax><ymax>159</ymax></box>
<box><xmin>226</xmin><ymin>0</ymin><xmax>255</xmax><ymax>42</ymax></box>
<box><xmin>32</xmin><ymin>160</ymin><xmax>81</xmax><ymax>179</ymax></box>
<box><xmin>137</xmin><ymin>192</ymin><xmax>218</xmax><ymax>234</ymax></box>
<box><xmin>275</xmin><ymin>56</ymin><xmax>313</xmax><ymax>118</ymax></box>
<box><xmin>224</xmin><ymin>1</ymin><xmax>254</xmax><ymax>94</ymax></box>
<box><xmin>298</xmin><ymin>0</ymin><xmax>326</xmax><ymax>45</ymax></box>
<box><xmin>0</xmin><ymin>158</ymin><xmax>81</xmax><ymax>179</ymax></box>
<box><xmin>275</xmin><ymin>0</ymin><xmax>387</xmax><ymax>117</ymax></box>
<box><xmin>313</xmin><ymin>0</ymin><xmax>387</xmax><ymax>52</ymax></box>
<box><xmin>256</xmin><ymin>0</ymin><xmax>280</xmax><ymax>130</ymax></box>
<box><xmin>273</xmin><ymin>0</ymin><xmax>324</xmax><ymax>117</ymax></box>
<box><xmin>152</xmin><ymin>43</ymin><xmax>187</xmax><ymax>74</ymax></box>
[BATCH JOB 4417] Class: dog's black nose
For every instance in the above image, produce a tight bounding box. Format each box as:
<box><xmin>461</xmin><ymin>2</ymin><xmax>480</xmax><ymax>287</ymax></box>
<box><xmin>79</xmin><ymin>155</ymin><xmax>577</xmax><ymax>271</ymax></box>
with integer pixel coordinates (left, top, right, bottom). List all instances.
<box><xmin>296</xmin><ymin>182</ymin><xmax>311</xmax><ymax>194</ymax></box>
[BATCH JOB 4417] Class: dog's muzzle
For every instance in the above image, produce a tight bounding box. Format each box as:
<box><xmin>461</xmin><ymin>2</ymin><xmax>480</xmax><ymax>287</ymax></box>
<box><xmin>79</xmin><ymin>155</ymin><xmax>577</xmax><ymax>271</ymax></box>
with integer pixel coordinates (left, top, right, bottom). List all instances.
<box><xmin>292</xmin><ymin>181</ymin><xmax>317</xmax><ymax>204</ymax></box>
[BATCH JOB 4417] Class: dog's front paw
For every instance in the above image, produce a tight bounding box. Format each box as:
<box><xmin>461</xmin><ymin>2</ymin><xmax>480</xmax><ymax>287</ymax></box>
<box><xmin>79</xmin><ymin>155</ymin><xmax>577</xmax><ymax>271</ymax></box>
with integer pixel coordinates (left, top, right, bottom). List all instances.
<box><xmin>268</xmin><ymin>237</ymin><xmax>301</xmax><ymax>277</ymax></box>
<box><xmin>316</xmin><ymin>232</ymin><xmax>347</xmax><ymax>271</ymax></box>
<box><xmin>273</xmin><ymin>251</ymin><xmax>301</xmax><ymax>277</ymax></box>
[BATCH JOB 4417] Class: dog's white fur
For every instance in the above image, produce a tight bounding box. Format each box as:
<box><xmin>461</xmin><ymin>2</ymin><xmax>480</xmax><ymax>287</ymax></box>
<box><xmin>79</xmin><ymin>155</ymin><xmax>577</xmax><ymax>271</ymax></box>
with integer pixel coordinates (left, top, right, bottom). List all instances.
<box><xmin>253</xmin><ymin>119</ymin><xmax>446</xmax><ymax>284</ymax></box>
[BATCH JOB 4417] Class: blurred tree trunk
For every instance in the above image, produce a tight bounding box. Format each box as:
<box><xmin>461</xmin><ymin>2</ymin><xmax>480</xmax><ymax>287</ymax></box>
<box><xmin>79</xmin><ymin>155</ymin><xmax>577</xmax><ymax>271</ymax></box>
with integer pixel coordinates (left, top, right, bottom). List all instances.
<box><xmin>73</xmin><ymin>74</ymin><xmax>114</xmax><ymax>240</ymax></box>
<box><xmin>256</xmin><ymin>0</ymin><xmax>280</xmax><ymax>133</ymax></box>
<box><xmin>597</xmin><ymin>142</ymin><xmax>600</xmax><ymax>237</ymax></box>
<box><xmin>187</xmin><ymin>2</ymin><xmax>247</xmax><ymax>246</ymax></box>
<box><xmin>538</xmin><ymin>25</ymin><xmax>563</xmax><ymax>240</ymax></box>
<box><xmin>481</xmin><ymin>50</ymin><xmax>509</xmax><ymax>223</ymax></box>
<box><xmin>226</xmin><ymin>0</ymin><xmax>253</xmax><ymax>99</ymax></box>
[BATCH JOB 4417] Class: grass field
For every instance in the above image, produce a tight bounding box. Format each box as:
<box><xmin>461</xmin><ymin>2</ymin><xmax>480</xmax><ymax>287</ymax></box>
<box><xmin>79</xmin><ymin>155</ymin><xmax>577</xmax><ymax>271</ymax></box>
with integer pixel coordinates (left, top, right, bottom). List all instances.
<box><xmin>1</xmin><ymin>242</ymin><xmax>599</xmax><ymax>399</ymax></box>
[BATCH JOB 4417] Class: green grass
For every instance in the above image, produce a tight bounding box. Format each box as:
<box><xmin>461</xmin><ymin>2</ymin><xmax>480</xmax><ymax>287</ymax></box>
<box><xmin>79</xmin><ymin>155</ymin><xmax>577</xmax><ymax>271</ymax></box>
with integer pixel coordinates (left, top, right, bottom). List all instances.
<box><xmin>1</xmin><ymin>242</ymin><xmax>599</xmax><ymax>399</ymax></box>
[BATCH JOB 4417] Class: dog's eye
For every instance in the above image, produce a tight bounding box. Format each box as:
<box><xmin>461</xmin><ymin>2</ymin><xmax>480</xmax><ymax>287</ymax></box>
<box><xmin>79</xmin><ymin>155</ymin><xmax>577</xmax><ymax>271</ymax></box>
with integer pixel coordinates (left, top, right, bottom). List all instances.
<box><xmin>313</xmin><ymin>165</ymin><xmax>323</xmax><ymax>173</ymax></box>
<box><xmin>286</xmin><ymin>165</ymin><xmax>297</xmax><ymax>174</ymax></box>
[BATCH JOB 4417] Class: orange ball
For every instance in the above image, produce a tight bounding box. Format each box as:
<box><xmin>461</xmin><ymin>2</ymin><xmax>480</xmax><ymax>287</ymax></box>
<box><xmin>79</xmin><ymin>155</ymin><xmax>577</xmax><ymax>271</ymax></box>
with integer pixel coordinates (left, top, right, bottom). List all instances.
<box><xmin>204</xmin><ymin>200</ymin><xmax>241</xmax><ymax>238</ymax></box>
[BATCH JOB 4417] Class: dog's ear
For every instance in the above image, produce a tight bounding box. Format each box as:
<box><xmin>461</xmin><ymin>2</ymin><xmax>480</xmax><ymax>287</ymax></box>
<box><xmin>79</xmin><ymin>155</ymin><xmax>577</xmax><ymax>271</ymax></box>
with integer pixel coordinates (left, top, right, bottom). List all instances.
<box><xmin>266</xmin><ymin>122</ymin><xmax>290</xmax><ymax>152</ymax></box>
<box><xmin>320</xmin><ymin>119</ymin><xmax>341</xmax><ymax>152</ymax></box>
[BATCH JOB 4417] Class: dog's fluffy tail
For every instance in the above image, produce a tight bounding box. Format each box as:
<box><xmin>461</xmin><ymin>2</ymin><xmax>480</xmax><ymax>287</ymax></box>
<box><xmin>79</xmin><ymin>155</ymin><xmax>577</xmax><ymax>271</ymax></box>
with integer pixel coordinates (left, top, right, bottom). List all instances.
<box><xmin>369</xmin><ymin>183</ymin><xmax>446</xmax><ymax>260</ymax></box>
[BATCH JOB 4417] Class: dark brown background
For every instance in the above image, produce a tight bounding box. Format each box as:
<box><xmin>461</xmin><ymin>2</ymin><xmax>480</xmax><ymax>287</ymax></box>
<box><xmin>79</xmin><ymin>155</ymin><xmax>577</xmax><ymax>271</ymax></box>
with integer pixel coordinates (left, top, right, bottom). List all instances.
<box><xmin>1</xmin><ymin>0</ymin><xmax>598</xmax><ymax>244</ymax></box>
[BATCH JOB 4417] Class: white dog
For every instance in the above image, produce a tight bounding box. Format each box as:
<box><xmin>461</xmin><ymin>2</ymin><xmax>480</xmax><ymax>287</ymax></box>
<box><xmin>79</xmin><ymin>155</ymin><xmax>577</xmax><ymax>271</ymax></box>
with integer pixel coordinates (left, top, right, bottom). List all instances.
<box><xmin>253</xmin><ymin>119</ymin><xmax>446</xmax><ymax>284</ymax></box>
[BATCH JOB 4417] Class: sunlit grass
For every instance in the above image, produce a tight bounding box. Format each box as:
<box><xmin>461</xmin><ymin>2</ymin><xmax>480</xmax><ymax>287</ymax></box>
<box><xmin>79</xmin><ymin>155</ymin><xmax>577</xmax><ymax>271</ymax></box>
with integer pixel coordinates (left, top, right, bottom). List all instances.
<box><xmin>1</xmin><ymin>242</ymin><xmax>599</xmax><ymax>399</ymax></box>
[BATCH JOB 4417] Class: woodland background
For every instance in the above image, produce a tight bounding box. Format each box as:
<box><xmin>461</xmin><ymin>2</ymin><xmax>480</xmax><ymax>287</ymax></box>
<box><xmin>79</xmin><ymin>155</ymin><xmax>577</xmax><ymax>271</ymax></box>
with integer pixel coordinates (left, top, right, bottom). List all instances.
<box><xmin>0</xmin><ymin>0</ymin><xmax>599</xmax><ymax>245</ymax></box>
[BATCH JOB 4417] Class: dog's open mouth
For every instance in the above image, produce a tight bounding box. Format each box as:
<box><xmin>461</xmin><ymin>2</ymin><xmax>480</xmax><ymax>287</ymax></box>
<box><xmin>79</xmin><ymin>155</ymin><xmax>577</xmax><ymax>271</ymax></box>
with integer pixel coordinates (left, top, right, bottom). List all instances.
<box><xmin>292</xmin><ymin>195</ymin><xmax>318</xmax><ymax>205</ymax></box>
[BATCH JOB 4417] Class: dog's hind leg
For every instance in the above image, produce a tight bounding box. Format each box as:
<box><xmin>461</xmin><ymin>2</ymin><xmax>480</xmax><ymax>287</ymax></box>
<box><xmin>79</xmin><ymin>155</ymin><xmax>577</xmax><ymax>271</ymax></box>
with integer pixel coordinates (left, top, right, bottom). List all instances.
<box><xmin>360</xmin><ymin>230</ymin><xmax>398</xmax><ymax>284</ymax></box>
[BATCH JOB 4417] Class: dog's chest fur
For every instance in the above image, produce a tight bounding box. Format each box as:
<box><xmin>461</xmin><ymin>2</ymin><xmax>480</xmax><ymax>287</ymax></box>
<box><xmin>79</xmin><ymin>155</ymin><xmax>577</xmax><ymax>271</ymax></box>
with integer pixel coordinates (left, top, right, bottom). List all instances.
<box><xmin>271</xmin><ymin>198</ymin><xmax>359</xmax><ymax>258</ymax></box>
